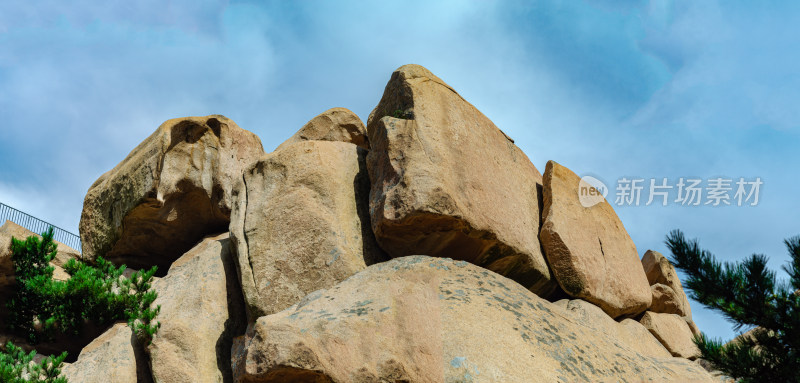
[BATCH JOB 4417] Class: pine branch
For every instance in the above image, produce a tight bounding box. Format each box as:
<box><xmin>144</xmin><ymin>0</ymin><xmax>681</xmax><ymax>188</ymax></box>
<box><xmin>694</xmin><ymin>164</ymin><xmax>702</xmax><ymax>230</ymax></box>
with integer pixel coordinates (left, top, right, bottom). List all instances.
<box><xmin>0</xmin><ymin>342</ymin><xmax>67</xmax><ymax>383</ymax></box>
<box><xmin>5</xmin><ymin>228</ymin><xmax>161</xmax><ymax>362</ymax></box>
<box><xmin>665</xmin><ymin>230</ymin><xmax>800</xmax><ymax>382</ymax></box>
<box><xmin>666</xmin><ymin>230</ymin><xmax>777</xmax><ymax>330</ymax></box>
<box><xmin>782</xmin><ymin>236</ymin><xmax>800</xmax><ymax>291</ymax></box>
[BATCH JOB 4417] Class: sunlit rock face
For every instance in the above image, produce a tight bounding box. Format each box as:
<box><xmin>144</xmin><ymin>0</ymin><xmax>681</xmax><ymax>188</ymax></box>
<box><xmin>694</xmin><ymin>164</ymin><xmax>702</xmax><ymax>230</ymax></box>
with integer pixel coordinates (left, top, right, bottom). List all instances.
<box><xmin>232</xmin><ymin>256</ymin><xmax>713</xmax><ymax>383</ymax></box>
<box><xmin>79</xmin><ymin>115</ymin><xmax>264</xmax><ymax>272</ymax></box>
<box><xmin>366</xmin><ymin>64</ymin><xmax>556</xmax><ymax>296</ymax></box>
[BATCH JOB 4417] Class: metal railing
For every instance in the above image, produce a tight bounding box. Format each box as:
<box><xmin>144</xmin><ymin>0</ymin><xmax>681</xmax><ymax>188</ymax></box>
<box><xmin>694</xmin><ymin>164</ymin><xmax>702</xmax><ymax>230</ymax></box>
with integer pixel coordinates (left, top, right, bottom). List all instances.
<box><xmin>0</xmin><ymin>202</ymin><xmax>82</xmax><ymax>253</ymax></box>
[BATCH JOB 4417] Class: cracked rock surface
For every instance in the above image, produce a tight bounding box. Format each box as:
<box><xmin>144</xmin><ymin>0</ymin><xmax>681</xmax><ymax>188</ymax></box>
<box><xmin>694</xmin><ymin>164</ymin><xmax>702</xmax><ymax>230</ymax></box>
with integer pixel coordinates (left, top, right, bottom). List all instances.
<box><xmin>366</xmin><ymin>64</ymin><xmax>555</xmax><ymax>296</ymax></box>
<box><xmin>540</xmin><ymin>160</ymin><xmax>652</xmax><ymax>318</ymax></box>
<box><xmin>233</xmin><ymin>256</ymin><xmax>713</xmax><ymax>383</ymax></box>
<box><xmin>230</xmin><ymin>140</ymin><xmax>386</xmax><ymax>319</ymax></box>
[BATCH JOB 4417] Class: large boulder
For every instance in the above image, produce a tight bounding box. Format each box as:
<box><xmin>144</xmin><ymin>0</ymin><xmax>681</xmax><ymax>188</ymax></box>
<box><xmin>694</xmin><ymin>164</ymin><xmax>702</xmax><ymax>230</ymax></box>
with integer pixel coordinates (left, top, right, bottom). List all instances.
<box><xmin>61</xmin><ymin>322</ymin><xmax>152</xmax><ymax>383</ymax></box>
<box><xmin>147</xmin><ymin>233</ymin><xmax>246</xmax><ymax>383</ymax></box>
<box><xmin>640</xmin><ymin>311</ymin><xmax>700</xmax><ymax>359</ymax></box>
<box><xmin>230</xmin><ymin>140</ymin><xmax>386</xmax><ymax>319</ymax></box>
<box><xmin>540</xmin><ymin>160</ymin><xmax>651</xmax><ymax>318</ymax></box>
<box><xmin>79</xmin><ymin>115</ymin><xmax>264</xmax><ymax>272</ymax></box>
<box><xmin>365</xmin><ymin>64</ymin><xmax>555</xmax><ymax>295</ymax></box>
<box><xmin>275</xmin><ymin>108</ymin><xmax>369</xmax><ymax>151</ymax></box>
<box><xmin>233</xmin><ymin>256</ymin><xmax>714</xmax><ymax>383</ymax></box>
<box><xmin>554</xmin><ymin>299</ymin><xmax>671</xmax><ymax>358</ymax></box>
<box><xmin>642</xmin><ymin>250</ymin><xmax>693</xmax><ymax>319</ymax></box>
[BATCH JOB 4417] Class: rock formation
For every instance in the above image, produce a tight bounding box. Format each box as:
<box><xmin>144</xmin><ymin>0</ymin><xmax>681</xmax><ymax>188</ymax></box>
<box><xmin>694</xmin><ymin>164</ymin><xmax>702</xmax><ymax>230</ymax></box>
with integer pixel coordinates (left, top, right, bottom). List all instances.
<box><xmin>640</xmin><ymin>311</ymin><xmax>700</xmax><ymax>359</ymax></box>
<box><xmin>147</xmin><ymin>233</ymin><xmax>245</xmax><ymax>383</ymax></box>
<box><xmin>642</xmin><ymin>250</ymin><xmax>693</xmax><ymax>318</ymax></box>
<box><xmin>553</xmin><ymin>298</ymin><xmax>671</xmax><ymax>358</ymax></box>
<box><xmin>79</xmin><ymin>115</ymin><xmax>264</xmax><ymax>272</ymax></box>
<box><xmin>5</xmin><ymin>64</ymin><xmax>718</xmax><ymax>382</ymax></box>
<box><xmin>366</xmin><ymin>64</ymin><xmax>555</xmax><ymax>296</ymax></box>
<box><xmin>275</xmin><ymin>108</ymin><xmax>369</xmax><ymax>151</ymax></box>
<box><xmin>651</xmin><ymin>283</ymin><xmax>689</xmax><ymax>316</ymax></box>
<box><xmin>61</xmin><ymin>322</ymin><xmax>151</xmax><ymax>383</ymax></box>
<box><xmin>230</xmin><ymin>140</ymin><xmax>386</xmax><ymax>319</ymax></box>
<box><xmin>540</xmin><ymin>160</ymin><xmax>652</xmax><ymax>318</ymax></box>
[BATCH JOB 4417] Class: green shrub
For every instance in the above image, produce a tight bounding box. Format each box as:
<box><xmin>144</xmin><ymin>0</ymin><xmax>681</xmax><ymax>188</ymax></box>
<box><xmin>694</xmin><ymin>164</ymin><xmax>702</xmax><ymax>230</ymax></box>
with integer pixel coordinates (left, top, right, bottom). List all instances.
<box><xmin>391</xmin><ymin>109</ymin><xmax>410</xmax><ymax>119</ymax></box>
<box><xmin>0</xmin><ymin>342</ymin><xmax>66</xmax><ymax>383</ymax></box>
<box><xmin>5</xmin><ymin>227</ymin><xmax>161</xmax><ymax>346</ymax></box>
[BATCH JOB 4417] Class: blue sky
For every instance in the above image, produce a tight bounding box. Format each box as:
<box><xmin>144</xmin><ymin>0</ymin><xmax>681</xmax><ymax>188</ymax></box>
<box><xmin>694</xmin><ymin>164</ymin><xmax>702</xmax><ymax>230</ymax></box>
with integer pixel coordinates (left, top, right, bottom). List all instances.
<box><xmin>1</xmin><ymin>1</ymin><xmax>798</xmax><ymax>341</ymax></box>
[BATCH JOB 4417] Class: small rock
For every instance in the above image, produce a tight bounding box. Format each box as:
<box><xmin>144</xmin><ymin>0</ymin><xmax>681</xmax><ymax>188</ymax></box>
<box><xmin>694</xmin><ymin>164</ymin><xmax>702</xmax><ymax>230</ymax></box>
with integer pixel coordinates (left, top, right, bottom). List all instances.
<box><xmin>640</xmin><ymin>311</ymin><xmax>700</xmax><ymax>359</ymax></box>
<box><xmin>556</xmin><ymin>299</ymin><xmax>671</xmax><ymax>358</ymax></box>
<box><xmin>275</xmin><ymin>107</ymin><xmax>369</xmax><ymax>151</ymax></box>
<box><xmin>642</xmin><ymin>250</ymin><xmax>693</xmax><ymax>319</ymax></box>
<box><xmin>651</xmin><ymin>283</ymin><xmax>690</xmax><ymax>317</ymax></box>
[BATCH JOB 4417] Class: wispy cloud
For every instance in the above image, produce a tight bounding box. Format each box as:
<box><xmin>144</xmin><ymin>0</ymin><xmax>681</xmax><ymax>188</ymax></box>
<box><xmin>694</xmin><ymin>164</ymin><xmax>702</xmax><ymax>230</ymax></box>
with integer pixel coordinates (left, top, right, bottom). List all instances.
<box><xmin>1</xmin><ymin>0</ymin><xmax>797</xmax><ymax>341</ymax></box>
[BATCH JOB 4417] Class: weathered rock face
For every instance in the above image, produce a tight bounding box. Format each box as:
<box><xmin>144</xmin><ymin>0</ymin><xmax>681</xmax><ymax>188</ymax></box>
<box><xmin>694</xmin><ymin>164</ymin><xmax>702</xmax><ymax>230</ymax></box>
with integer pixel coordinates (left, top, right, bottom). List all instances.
<box><xmin>61</xmin><ymin>322</ymin><xmax>152</xmax><ymax>383</ymax></box>
<box><xmin>147</xmin><ymin>233</ymin><xmax>245</xmax><ymax>383</ymax></box>
<box><xmin>554</xmin><ymin>299</ymin><xmax>671</xmax><ymax>358</ymax></box>
<box><xmin>640</xmin><ymin>311</ymin><xmax>700</xmax><ymax>359</ymax></box>
<box><xmin>233</xmin><ymin>256</ymin><xmax>713</xmax><ymax>383</ymax></box>
<box><xmin>365</xmin><ymin>64</ymin><xmax>555</xmax><ymax>296</ymax></box>
<box><xmin>651</xmin><ymin>283</ymin><xmax>690</xmax><ymax>317</ymax></box>
<box><xmin>540</xmin><ymin>160</ymin><xmax>652</xmax><ymax>318</ymax></box>
<box><xmin>230</xmin><ymin>140</ymin><xmax>386</xmax><ymax>319</ymax></box>
<box><xmin>275</xmin><ymin>108</ymin><xmax>369</xmax><ymax>151</ymax></box>
<box><xmin>79</xmin><ymin>115</ymin><xmax>264</xmax><ymax>272</ymax></box>
<box><xmin>642</xmin><ymin>250</ymin><xmax>693</xmax><ymax>319</ymax></box>
<box><xmin>687</xmin><ymin>318</ymin><xmax>702</xmax><ymax>337</ymax></box>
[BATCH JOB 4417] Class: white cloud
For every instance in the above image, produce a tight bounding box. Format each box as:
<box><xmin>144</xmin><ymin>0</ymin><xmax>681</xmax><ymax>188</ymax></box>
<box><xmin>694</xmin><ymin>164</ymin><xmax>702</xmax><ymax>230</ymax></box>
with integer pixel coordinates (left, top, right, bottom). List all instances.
<box><xmin>1</xmin><ymin>0</ymin><xmax>798</xmax><ymax>342</ymax></box>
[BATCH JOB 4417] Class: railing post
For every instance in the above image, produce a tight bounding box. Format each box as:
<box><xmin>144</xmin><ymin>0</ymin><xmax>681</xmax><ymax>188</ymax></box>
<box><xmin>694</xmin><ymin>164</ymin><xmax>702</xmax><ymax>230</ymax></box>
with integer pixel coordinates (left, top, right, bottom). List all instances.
<box><xmin>0</xmin><ymin>202</ymin><xmax>82</xmax><ymax>253</ymax></box>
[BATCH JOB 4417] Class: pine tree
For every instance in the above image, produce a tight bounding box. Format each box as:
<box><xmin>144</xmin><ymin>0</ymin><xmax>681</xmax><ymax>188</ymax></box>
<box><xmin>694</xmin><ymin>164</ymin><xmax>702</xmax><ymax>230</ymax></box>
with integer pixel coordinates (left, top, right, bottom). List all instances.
<box><xmin>2</xmin><ymin>226</ymin><xmax>161</xmax><ymax>383</ymax></box>
<box><xmin>6</xmin><ymin>227</ymin><xmax>161</xmax><ymax>345</ymax></box>
<box><xmin>6</xmin><ymin>227</ymin><xmax>61</xmax><ymax>343</ymax></box>
<box><xmin>0</xmin><ymin>342</ymin><xmax>67</xmax><ymax>383</ymax></box>
<box><xmin>666</xmin><ymin>230</ymin><xmax>800</xmax><ymax>382</ymax></box>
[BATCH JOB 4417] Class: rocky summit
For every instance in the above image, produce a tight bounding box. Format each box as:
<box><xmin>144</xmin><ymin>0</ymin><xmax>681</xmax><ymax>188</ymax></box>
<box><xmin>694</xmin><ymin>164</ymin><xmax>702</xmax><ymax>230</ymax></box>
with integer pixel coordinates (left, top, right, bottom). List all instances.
<box><xmin>2</xmin><ymin>65</ymin><xmax>720</xmax><ymax>382</ymax></box>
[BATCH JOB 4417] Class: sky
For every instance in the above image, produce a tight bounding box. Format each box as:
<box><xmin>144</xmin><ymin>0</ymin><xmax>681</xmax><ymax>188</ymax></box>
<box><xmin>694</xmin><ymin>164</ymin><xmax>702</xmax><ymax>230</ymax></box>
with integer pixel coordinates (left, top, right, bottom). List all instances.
<box><xmin>1</xmin><ymin>0</ymin><xmax>798</xmax><ymax>341</ymax></box>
